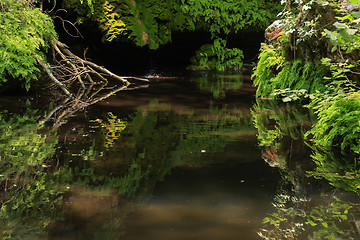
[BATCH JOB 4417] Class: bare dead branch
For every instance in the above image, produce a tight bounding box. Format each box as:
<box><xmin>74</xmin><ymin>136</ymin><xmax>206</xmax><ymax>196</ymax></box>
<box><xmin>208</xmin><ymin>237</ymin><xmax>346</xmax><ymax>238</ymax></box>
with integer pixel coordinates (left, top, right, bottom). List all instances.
<box><xmin>38</xmin><ymin>39</ymin><xmax>150</xmax><ymax>127</ymax></box>
<box><xmin>36</xmin><ymin>58</ymin><xmax>72</xmax><ymax>97</ymax></box>
<box><xmin>122</xmin><ymin>76</ymin><xmax>150</xmax><ymax>83</ymax></box>
<box><xmin>53</xmin><ymin>43</ymin><xmax>86</xmax><ymax>91</ymax></box>
<box><xmin>55</xmin><ymin>40</ymin><xmax>130</xmax><ymax>84</ymax></box>
<box><xmin>44</xmin><ymin>0</ymin><xmax>56</xmax><ymax>13</ymax></box>
<box><xmin>53</xmin><ymin>11</ymin><xmax>83</xmax><ymax>38</ymax></box>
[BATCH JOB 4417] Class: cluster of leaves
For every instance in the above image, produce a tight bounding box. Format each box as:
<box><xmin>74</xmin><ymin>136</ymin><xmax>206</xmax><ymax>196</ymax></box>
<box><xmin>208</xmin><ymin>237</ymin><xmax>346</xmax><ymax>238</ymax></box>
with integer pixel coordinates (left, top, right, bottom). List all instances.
<box><xmin>64</xmin><ymin>0</ymin><xmax>192</xmax><ymax>49</ymax></box>
<box><xmin>319</xmin><ymin>0</ymin><xmax>360</xmax><ymax>88</ymax></box>
<box><xmin>323</xmin><ymin>1</ymin><xmax>360</xmax><ymax>53</ymax></box>
<box><xmin>307</xmin><ymin>92</ymin><xmax>360</xmax><ymax>156</ymax></box>
<box><xmin>252</xmin><ymin>43</ymin><xmax>326</xmax><ymax>98</ymax></box>
<box><xmin>68</xmin><ymin>0</ymin><xmax>281</xmax><ymax>46</ymax></box>
<box><xmin>259</xmin><ymin>194</ymin><xmax>355</xmax><ymax>240</ymax></box>
<box><xmin>124</xmin><ymin>0</ymin><xmax>192</xmax><ymax>49</ymax></box>
<box><xmin>304</xmin><ymin>91</ymin><xmax>360</xmax><ymax>193</ymax></box>
<box><xmin>189</xmin><ymin>38</ymin><xmax>244</xmax><ymax>71</ymax></box>
<box><xmin>180</xmin><ymin>0</ymin><xmax>281</xmax><ymax>36</ymax></box>
<box><xmin>63</xmin><ymin>0</ymin><xmax>282</xmax><ymax>70</ymax></box>
<box><xmin>276</xmin><ymin>0</ymin><xmax>322</xmax><ymax>44</ymax></box>
<box><xmin>181</xmin><ymin>0</ymin><xmax>281</xmax><ymax>70</ymax></box>
<box><xmin>252</xmin><ymin>43</ymin><xmax>285</xmax><ymax>97</ymax></box>
<box><xmin>100</xmin><ymin>0</ymin><xmax>127</xmax><ymax>41</ymax></box>
<box><xmin>0</xmin><ymin>0</ymin><xmax>57</xmax><ymax>90</ymax></box>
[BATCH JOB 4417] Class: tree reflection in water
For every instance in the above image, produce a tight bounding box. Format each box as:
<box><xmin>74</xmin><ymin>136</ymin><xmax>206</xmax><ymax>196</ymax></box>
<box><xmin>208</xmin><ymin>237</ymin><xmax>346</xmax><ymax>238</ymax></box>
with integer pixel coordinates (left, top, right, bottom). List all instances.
<box><xmin>3</xmin><ymin>80</ymin><xmax>360</xmax><ymax>239</ymax></box>
<box><xmin>197</xmin><ymin>72</ymin><xmax>244</xmax><ymax>100</ymax></box>
<box><xmin>252</xmin><ymin>99</ymin><xmax>360</xmax><ymax>239</ymax></box>
<box><xmin>0</xmin><ymin>98</ymin><xmax>256</xmax><ymax>239</ymax></box>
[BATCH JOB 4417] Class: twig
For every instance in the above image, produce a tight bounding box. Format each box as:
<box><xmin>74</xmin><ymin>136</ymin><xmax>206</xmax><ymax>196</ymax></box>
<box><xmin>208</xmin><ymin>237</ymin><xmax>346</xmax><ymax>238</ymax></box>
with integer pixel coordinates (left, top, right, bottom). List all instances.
<box><xmin>45</xmin><ymin>0</ymin><xmax>56</xmax><ymax>13</ymax></box>
<box><xmin>53</xmin><ymin>14</ymin><xmax>83</xmax><ymax>38</ymax></box>
<box><xmin>122</xmin><ymin>76</ymin><xmax>150</xmax><ymax>83</ymax></box>
<box><xmin>0</xmin><ymin>196</ymin><xmax>14</xmax><ymax>210</ymax></box>
<box><xmin>38</xmin><ymin>96</ymin><xmax>71</xmax><ymax>125</ymax></box>
<box><xmin>55</xmin><ymin>40</ymin><xmax>129</xmax><ymax>84</ymax></box>
<box><xmin>88</xmin><ymin>85</ymin><xmax>128</xmax><ymax>105</ymax></box>
<box><xmin>53</xmin><ymin>43</ymin><xmax>86</xmax><ymax>90</ymax></box>
<box><xmin>36</xmin><ymin>58</ymin><xmax>72</xmax><ymax>97</ymax></box>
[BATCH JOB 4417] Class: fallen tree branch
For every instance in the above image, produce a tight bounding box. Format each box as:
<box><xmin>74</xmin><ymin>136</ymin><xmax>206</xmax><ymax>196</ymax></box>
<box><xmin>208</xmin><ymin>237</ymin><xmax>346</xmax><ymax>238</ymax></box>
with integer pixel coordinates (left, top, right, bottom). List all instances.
<box><xmin>122</xmin><ymin>76</ymin><xmax>150</xmax><ymax>83</ymax></box>
<box><xmin>55</xmin><ymin>40</ymin><xmax>130</xmax><ymax>84</ymax></box>
<box><xmin>36</xmin><ymin>58</ymin><xmax>72</xmax><ymax>97</ymax></box>
<box><xmin>53</xmin><ymin>43</ymin><xmax>86</xmax><ymax>90</ymax></box>
<box><xmin>38</xmin><ymin>40</ymin><xmax>151</xmax><ymax>127</ymax></box>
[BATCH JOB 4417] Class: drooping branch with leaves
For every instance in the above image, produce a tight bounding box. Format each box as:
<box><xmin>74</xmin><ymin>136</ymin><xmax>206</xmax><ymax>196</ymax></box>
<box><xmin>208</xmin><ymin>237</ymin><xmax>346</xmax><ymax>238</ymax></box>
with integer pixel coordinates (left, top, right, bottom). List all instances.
<box><xmin>0</xmin><ymin>0</ymin><xmax>149</xmax><ymax>127</ymax></box>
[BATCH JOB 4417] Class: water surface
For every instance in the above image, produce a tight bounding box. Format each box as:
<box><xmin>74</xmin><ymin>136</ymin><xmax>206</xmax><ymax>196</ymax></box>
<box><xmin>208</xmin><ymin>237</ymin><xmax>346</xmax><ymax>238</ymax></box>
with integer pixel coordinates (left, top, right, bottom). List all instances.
<box><xmin>2</xmin><ymin>71</ymin><xmax>358</xmax><ymax>240</ymax></box>
<box><xmin>53</xmin><ymin>71</ymin><xmax>281</xmax><ymax>240</ymax></box>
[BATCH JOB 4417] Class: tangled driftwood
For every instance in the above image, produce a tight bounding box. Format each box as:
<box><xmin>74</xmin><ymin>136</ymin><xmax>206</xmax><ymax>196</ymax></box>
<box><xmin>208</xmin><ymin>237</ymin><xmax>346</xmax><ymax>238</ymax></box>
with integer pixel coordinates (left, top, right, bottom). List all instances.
<box><xmin>37</xmin><ymin>40</ymin><xmax>150</xmax><ymax>128</ymax></box>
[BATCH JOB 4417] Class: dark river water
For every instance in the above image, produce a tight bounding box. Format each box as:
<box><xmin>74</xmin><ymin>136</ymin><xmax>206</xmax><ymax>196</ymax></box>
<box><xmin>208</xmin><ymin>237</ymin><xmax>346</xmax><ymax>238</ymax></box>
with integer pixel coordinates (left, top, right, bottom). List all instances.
<box><xmin>0</xmin><ymin>71</ymin><xmax>359</xmax><ymax>240</ymax></box>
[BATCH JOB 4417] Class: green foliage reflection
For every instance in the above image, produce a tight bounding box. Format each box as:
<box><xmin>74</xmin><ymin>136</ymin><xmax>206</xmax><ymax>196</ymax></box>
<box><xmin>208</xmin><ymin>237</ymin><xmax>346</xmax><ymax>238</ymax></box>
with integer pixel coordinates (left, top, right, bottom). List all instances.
<box><xmin>0</xmin><ymin>109</ymin><xmax>59</xmax><ymax>239</ymax></box>
<box><xmin>0</xmin><ymin>109</ymin><xmax>57</xmax><ymax>180</ymax></box>
<box><xmin>197</xmin><ymin>73</ymin><xmax>244</xmax><ymax>100</ymax></box>
<box><xmin>252</xmin><ymin>100</ymin><xmax>315</xmax><ymax>146</ymax></box>
<box><xmin>252</xmin><ymin>99</ymin><xmax>316</xmax><ymax>169</ymax></box>
<box><xmin>0</xmin><ymin>108</ymin><xmax>148</xmax><ymax>239</ymax></box>
<box><xmin>259</xmin><ymin>194</ymin><xmax>356</xmax><ymax>240</ymax></box>
<box><xmin>305</xmin><ymin>92</ymin><xmax>360</xmax><ymax>193</ymax></box>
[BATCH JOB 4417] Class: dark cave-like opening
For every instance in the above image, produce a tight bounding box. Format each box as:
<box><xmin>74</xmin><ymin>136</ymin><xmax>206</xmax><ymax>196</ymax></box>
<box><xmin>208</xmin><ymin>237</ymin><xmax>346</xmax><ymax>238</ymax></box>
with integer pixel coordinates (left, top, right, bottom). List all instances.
<box><xmin>55</xmin><ymin>19</ymin><xmax>264</xmax><ymax>76</ymax></box>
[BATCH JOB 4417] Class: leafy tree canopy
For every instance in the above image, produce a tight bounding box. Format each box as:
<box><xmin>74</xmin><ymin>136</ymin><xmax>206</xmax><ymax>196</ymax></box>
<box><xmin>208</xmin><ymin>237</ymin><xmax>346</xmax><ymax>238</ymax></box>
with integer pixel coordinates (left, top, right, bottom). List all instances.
<box><xmin>0</xmin><ymin>0</ymin><xmax>57</xmax><ymax>90</ymax></box>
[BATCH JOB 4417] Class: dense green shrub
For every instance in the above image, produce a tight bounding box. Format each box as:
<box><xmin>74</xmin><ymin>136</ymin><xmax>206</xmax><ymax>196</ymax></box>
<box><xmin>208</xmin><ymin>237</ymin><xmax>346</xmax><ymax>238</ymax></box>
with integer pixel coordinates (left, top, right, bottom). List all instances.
<box><xmin>66</xmin><ymin>0</ymin><xmax>281</xmax><ymax>47</ymax></box>
<box><xmin>189</xmin><ymin>38</ymin><xmax>244</xmax><ymax>71</ymax></box>
<box><xmin>252</xmin><ymin>43</ymin><xmax>327</xmax><ymax>98</ymax></box>
<box><xmin>181</xmin><ymin>0</ymin><xmax>281</xmax><ymax>70</ymax></box>
<box><xmin>304</xmin><ymin>92</ymin><xmax>360</xmax><ymax>193</ymax></box>
<box><xmin>0</xmin><ymin>0</ymin><xmax>57</xmax><ymax>90</ymax></box>
<box><xmin>307</xmin><ymin>92</ymin><xmax>360</xmax><ymax>156</ymax></box>
<box><xmin>252</xmin><ymin>43</ymin><xmax>285</xmax><ymax>97</ymax></box>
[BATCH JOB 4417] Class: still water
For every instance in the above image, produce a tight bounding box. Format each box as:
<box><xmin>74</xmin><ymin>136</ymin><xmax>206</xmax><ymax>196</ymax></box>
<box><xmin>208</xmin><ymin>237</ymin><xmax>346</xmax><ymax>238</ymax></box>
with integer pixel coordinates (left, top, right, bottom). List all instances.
<box><xmin>0</xmin><ymin>71</ymin><xmax>359</xmax><ymax>239</ymax></box>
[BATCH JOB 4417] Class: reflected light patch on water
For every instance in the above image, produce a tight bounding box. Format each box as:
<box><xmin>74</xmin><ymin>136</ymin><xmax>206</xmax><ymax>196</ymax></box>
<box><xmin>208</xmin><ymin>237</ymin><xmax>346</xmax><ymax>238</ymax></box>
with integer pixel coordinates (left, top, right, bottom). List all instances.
<box><xmin>125</xmin><ymin>202</ymin><xmax>261</xmax><ymax>240</ymax></box>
